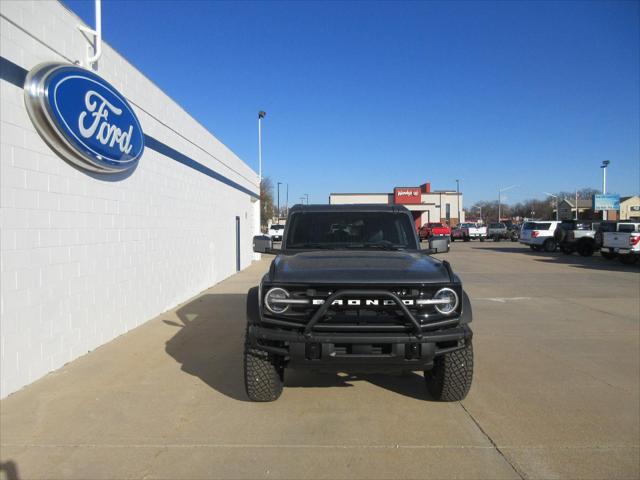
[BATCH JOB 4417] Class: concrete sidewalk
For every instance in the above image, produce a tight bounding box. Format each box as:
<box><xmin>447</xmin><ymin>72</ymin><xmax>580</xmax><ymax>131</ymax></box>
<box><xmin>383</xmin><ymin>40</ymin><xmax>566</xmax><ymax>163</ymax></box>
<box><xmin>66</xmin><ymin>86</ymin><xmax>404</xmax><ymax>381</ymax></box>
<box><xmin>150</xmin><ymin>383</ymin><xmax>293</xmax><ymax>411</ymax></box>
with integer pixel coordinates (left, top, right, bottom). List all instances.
<box><xmin>1</xmin><ymin>243</ymin><xmax>639</xmax><ymax>479</ymax></box>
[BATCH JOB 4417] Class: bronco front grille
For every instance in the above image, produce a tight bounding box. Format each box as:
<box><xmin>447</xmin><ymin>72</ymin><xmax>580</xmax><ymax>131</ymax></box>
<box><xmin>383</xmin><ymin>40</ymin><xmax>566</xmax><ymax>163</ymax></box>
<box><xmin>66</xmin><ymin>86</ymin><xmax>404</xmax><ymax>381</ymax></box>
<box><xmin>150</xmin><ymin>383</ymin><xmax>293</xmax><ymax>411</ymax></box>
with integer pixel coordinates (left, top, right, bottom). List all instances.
<box><xmin>262</xmin><ymin>285</ymin><xmax>461</xmax><ymax>333</ymax></box>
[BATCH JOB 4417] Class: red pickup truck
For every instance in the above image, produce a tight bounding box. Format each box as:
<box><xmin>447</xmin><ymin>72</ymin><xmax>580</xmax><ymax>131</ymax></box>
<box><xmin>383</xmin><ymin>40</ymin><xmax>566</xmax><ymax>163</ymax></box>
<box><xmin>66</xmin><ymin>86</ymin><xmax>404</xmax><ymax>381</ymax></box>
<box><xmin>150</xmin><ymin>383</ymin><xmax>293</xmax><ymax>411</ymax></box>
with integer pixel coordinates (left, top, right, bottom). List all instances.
<box><xmin>418</xmin><ymin>222</ymin><xmax>451</xmax><ymax>241</ymax></box>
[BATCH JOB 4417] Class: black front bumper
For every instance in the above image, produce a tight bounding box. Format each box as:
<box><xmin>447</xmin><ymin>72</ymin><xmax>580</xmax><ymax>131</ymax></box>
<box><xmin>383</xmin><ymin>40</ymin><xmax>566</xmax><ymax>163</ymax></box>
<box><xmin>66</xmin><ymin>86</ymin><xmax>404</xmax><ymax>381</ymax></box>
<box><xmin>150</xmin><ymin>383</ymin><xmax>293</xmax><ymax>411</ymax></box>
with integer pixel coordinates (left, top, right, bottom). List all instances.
<box><xmin>247</xmin><ymin>324</ymin><xmax>472</xmax><ymax>371</ymax></box>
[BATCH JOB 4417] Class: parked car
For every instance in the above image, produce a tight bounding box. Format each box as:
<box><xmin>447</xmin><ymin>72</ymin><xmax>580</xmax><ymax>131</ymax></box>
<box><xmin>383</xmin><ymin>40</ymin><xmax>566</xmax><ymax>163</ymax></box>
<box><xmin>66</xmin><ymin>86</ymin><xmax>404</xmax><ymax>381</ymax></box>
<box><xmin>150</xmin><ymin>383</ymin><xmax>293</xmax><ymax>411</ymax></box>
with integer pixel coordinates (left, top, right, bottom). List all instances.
<box><xmin>451</xmin><ymin>225</ymin><xmax>465</xmax><ymax>241</ymax></box>
<box><xmin>487</xmin><ymin>222</ymin><xmax>509</xmax><ymax>241</ymax></box>
<box><xmin>418</xmin><ymin>222</ymin><xmax>451</xmax><ymax>241</ymax></box>
<box><xmin>601</xmin><ymin>222</ymin><xmax>640</xmax><ymax>265</ymax></box>
<box><xmin>554</xmin><ymin>220</ymin><xmax>597</xmax><ymax>256</ymax></box>
<box><xmin>268</xmin><ymin>224</ymin><xmax>285</xmax><ymax>241</ymax></box>
<box><xmin>519</xmin><ymin>221</ymin><xmax>562</xmax><ymax>252</ymax></box>
<box><xmin>248</xmin><ymin>204</ymin><xmax>473</xmax><ymax>402</ymax></box>
<box><xmin>507</xmin><ymin>224</ymin><xmax>521</xmax><ymax>242</ymax></box>
<box><xmin>593</xmin><ymin>221</ymin><xmax>619</xmax><ymax>258</ymax></box>
<box><xmin>453</xmin><ymin>223</ymin><xmax>486</xmax><ymax>242</ymax></box>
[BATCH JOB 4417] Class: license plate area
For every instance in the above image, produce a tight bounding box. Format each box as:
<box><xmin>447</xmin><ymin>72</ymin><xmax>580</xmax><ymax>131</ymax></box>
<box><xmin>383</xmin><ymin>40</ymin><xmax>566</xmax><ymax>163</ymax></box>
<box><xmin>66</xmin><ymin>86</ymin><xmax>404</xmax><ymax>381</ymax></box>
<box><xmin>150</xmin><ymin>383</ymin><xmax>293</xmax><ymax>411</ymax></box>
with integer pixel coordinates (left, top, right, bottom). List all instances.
<box><xmin>332</xmin><ymin>343</ymin><xmax>392</xmax><ymax>356</ymax></box>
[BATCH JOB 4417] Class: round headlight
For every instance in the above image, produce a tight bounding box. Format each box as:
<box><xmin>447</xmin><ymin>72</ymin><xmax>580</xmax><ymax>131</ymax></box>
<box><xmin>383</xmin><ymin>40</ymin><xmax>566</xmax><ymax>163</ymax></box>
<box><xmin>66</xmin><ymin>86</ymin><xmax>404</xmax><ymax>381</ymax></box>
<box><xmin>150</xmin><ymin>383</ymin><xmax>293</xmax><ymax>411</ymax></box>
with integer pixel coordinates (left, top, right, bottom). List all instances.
<box><xmin>264</xmin><ymin>287</ymin><xmax>290</xmax><ymax>314</ymax></box>
<box><xmin>434</xmin><ymin>288</ymin><xmax>459</xmax><ymax>315</ymax></box>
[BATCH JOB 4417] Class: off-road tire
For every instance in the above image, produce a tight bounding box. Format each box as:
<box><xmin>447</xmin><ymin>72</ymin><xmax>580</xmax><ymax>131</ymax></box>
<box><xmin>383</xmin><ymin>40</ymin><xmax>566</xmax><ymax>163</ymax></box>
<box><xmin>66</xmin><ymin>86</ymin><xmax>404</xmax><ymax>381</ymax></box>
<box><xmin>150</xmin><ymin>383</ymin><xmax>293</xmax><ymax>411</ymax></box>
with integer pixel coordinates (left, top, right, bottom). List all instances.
<box><xmin>560</xmin><ymin>245</ymin><xmax>574</xmax><ymax>255</ymax></box>
<box><xmin>425</xmin><ymin>341</ymin><xmax>473</xmax><ymax>401</ymax></box>
<box><xmin>543</xmin><ymin>239</ymin><xmax>556</xmax><ymax>252</ymax></box>
<box><xmin>620</xmin><ymin>254</ymin><xmax>638</xmax><ymax>265</ymax></box>
<box><xmin>577</xmin><ymin>241</ymin><xmax>594</xmax><ymax>257</ymax></box>
<box><xmin>244</xmin><ymin>340</ymin><xmax>284</xmax><ymax>402</ymax></box>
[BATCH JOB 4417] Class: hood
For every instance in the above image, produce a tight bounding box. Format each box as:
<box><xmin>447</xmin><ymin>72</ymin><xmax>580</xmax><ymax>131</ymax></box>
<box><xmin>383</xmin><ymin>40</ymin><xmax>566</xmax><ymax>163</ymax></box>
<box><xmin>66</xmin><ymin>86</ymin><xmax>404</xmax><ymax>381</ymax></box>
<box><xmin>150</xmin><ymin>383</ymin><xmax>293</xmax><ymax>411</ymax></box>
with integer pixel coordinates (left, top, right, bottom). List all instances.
<box><xmin>269</xmin><ymin>250</ymin><xmax>451</xmax><ymax>285</ymax></box>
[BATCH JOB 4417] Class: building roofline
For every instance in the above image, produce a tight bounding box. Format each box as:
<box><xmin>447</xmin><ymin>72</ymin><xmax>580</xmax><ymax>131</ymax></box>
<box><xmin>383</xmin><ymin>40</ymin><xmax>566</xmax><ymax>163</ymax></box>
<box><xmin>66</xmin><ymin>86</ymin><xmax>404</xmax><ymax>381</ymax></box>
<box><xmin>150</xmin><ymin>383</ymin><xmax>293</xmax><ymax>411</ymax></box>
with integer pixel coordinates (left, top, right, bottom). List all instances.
<box><xmin>329</xmin><ymin>193</ymin><xmax>391</xmax><ymax>196</ymax></box>
<box><xmin>330</xmin><ymin>191</ymin><xmax>460</xmax><ymax>195</ymax></box>
<box><xmin>290</xmin><ymin>204</ymin><xmax>408</xmax><ymax>212</ymax></box>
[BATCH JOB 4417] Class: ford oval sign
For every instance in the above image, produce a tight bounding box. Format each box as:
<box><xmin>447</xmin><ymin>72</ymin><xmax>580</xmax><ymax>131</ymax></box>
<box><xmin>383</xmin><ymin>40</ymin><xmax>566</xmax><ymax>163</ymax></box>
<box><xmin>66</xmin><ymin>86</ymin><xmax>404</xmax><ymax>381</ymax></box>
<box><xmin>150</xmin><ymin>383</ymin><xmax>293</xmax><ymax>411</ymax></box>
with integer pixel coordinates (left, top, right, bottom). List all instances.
<box><xmin>24</xmin><ymin>62</ymin><xmax>144</xmax><ymax>173</ymax></box>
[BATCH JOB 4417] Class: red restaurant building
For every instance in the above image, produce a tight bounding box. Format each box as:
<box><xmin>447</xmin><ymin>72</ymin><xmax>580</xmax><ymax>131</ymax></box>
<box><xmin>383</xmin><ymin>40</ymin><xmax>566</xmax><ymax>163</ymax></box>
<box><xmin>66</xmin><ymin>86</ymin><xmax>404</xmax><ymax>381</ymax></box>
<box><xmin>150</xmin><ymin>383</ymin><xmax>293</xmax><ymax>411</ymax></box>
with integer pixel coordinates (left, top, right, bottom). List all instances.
<box><xmin>329</xmin><ymin>182</ymin><xmax>464</xmax><ymax>229</ymax></box>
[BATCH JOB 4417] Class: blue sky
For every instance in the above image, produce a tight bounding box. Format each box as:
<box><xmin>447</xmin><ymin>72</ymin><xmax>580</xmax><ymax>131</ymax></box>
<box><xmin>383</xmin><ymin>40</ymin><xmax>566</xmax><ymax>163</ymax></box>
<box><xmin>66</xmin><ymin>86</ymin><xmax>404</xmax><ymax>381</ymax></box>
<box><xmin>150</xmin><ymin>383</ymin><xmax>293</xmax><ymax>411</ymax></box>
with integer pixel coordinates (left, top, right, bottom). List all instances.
<box><xmin>64</xmin><ymin>0</ymin><xmax>639</xmax><ymax>207</ymax></box>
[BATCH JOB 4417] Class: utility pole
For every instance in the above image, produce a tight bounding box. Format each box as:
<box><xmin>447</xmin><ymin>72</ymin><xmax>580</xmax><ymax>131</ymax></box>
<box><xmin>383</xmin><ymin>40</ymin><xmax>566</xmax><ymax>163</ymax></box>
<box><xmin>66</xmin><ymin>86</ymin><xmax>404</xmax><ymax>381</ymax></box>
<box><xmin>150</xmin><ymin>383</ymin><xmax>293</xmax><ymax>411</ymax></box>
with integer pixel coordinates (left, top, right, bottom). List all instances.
<box><xmin>456</xmin><ymin>179</ymin><xmax>461</xmax><ymax>226</ymax></box>
<box><xmin>601</xmin><ymin>160</ymin><xmax>610</xmax><ymax>220</ymax></box>
<box><xmin>575</xmin><ymin>190</ymin><xmax>578</xmax><ymax>220</ymax></box>
<box><xmin>277</xmin><ymin>182</ymin><xmax>282</xmax><ymax>224</ymax></box>
<box><xmin>257</xmin><ymin>111</ymin><xmax>266</xmax><ymax>180</ymax></box>
<box><xmin>286</xmin><ymin>183</ymin><xmax>289</xmax><ymax>217</ymax></box>
<box><xmin>304</xmin><ymin>193</ymin><xmax>309</xmax><ymax>205</ymax></box>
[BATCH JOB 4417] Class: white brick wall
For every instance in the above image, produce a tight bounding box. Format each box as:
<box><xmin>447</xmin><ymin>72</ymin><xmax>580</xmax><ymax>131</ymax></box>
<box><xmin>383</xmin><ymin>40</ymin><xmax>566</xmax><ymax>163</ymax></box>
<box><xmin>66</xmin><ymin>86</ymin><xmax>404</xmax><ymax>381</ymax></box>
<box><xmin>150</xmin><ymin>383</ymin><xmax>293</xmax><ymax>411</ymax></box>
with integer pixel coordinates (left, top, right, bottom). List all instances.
<box><xmin>0</xmin><ymin>1</ymin><xmax>260</xmax><ymax>397</ymax></box>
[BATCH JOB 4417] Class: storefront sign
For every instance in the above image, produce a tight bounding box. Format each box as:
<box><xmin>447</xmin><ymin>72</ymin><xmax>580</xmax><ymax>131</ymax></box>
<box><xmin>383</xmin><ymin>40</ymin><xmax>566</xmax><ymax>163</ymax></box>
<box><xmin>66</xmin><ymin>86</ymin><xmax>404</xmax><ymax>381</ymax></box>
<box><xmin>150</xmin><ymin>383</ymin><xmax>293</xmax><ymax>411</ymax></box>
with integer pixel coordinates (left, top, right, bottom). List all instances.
<box><xmin>394</xmin><ymin>187</ymin><xmax>422</xmax><ymax>204</ymax></box>
<box><xmin>592</xmin><ymin>194</ymin><xmax>620</xmax><ymax>211</ymax></box>
<box><xmin>24</xmin><ymin>62</ymin><xmax>144</xmax><ymax>173</ymax></box>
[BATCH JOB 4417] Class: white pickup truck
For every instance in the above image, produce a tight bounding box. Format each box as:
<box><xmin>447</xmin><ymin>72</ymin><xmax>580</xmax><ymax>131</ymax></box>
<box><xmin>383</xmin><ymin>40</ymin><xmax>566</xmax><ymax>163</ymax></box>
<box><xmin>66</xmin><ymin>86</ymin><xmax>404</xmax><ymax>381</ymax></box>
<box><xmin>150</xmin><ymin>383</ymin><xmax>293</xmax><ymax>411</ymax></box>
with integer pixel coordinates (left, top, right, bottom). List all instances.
<box><xmin>268</xmin><ymin>224</ymin><xmax>285</xmax><ymax>242</ymax></box>
<box><xmin>601</xmin><ymin>222</ymin><xmax>640</xmax><ymax>265</ymax></box>
<box><xmin>452</xmin><ymin>223</ymin><xmax>487</xmax><ymax>242</ymax></box>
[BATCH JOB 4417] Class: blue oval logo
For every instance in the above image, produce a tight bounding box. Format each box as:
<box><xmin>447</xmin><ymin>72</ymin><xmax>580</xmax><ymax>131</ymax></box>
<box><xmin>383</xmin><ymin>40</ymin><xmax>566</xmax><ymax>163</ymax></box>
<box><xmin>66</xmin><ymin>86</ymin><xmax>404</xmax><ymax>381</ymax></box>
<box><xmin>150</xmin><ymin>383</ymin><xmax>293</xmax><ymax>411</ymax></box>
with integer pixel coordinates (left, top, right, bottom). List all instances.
<box><xmin>24</xmin><ymin>63</ymin><xmax>144</xmax><ymax>173</ymax></box>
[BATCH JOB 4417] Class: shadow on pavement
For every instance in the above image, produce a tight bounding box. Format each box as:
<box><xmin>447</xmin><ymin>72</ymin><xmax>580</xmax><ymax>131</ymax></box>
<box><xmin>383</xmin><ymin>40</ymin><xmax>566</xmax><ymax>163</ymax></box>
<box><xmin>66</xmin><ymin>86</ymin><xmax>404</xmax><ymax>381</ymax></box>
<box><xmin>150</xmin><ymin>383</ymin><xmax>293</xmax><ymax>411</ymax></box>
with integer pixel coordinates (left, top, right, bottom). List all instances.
<box><xmin>286</xmin><ymin>370</ymin><xmax>431</xmax><ymax>401</ymax></box>
<box><xmin>166</xmin><ymin>293</ymin><xmax>250</xmax><ymax>402</ymax></box>
<box><xmin>164</xmin><ymin>293</ymin><xmax>434</xmax><ymax>401</ymax></box>
<box><xmin>472</xmin><ymin>245</ymin><xmax>639</xmax><ymax>272</ymax></box>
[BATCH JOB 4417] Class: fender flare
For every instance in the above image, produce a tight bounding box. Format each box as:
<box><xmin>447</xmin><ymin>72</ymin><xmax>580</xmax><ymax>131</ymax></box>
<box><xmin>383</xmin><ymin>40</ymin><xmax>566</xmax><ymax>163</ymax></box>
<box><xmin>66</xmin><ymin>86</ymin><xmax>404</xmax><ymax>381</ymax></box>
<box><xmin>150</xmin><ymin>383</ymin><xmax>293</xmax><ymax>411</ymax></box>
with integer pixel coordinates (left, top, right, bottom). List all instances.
<box><xmin>460</xmin><ymin>290</ymin><xmax>473</xmax><ymax>324</ymax></box>
<box><xmin>246</xmin><ymin>286</ymin><xmax>261</xmax><ymax>325</ymax></box>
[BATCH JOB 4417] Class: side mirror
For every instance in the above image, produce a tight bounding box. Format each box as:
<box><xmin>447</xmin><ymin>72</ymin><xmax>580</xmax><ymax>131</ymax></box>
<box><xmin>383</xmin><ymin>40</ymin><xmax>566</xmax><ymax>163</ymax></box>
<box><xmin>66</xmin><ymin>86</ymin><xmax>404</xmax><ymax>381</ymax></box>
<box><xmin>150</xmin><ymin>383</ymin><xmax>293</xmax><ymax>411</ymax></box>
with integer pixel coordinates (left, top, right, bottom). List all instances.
<box><xmin>253</xmin><ymin>235</ymin><xmax>273</xmax><ymax>253</ymax></box>
<box><xmin>428</xmin><ymin>236</ymin><xmax>450</xmax><ymax>254</ymax></box>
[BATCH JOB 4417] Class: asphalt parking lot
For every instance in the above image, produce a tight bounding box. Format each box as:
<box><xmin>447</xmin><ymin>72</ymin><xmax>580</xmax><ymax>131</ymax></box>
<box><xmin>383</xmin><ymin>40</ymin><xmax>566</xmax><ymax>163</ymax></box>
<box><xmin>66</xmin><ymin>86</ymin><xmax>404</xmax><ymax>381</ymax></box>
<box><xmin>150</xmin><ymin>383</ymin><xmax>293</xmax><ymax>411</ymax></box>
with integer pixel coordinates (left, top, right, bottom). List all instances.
<box><xmin>1</xmin><ymin>242</ymin><xmax>638</xmax><ymax>480</ymax></box>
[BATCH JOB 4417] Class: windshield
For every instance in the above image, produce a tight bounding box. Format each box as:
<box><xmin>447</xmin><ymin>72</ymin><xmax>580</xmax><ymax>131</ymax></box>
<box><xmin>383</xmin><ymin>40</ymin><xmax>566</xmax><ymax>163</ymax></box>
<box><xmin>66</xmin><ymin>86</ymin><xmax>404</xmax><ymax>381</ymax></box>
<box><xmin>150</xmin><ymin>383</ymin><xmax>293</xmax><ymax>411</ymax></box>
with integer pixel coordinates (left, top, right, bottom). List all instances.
<box><xmin>460</xmin><ymin>223</ymin><xmax>476</xmax><ymax>228</ymax></box>
<box><xmin>489</xmin><ymin>223</ymin><xmax>503</xmax><ymax>228</ymax></box>
<box><xmin>270</xmin><ymin>225</ymin><xmax>285</xmax><ymax>230</ymax></box>
<box><xmin>429</xmin><ymin>223</ymin><xmax>444</xmax><ymax>228</ymax></box>
<box><xmin>522</xmin><ymin>222</ymin><xmax>536</xmax><ymax>230</ymax></box>
<box><xmin>285</xmin><ymin>211</ymin><xmax>418</xmax><ymax>250</ymax></box>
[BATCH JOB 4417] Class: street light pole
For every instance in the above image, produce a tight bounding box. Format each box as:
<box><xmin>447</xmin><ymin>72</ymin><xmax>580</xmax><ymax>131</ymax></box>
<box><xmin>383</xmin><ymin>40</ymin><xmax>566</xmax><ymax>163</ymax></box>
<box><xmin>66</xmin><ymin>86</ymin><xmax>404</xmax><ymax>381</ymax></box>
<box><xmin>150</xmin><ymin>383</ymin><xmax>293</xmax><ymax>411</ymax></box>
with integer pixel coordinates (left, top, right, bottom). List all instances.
<box><xmin>277</xmin><ymin>182</ymin><xmax>282</xmax><ymax>224</ymax></box>
<box><xmin>258</xmin><ymin>111</ymin><xmax>266</xmax><ymax>180</ymax></box>
<box><xmin>498</xmin><ymin>184</ymin><xmax>517</xmax><ymax>222</ymax></box>
<box><xmin>474</xmin><ymin>205</ymin><xmax>482</xmax><ymax>223</ymax></box>
<box><xmin>456</xmin><ymin>179</ymin><xmax>460</xmax><ymax>226</ymax></box>
<box><xmin>543</xmin><ymin>192</ymin><xmax>559</xmax><ymax>221</ymax></box>
<box><xmin>601</xmin><ymin>160</ymin><xmax>610</xmax><ymax>220</ymax></box>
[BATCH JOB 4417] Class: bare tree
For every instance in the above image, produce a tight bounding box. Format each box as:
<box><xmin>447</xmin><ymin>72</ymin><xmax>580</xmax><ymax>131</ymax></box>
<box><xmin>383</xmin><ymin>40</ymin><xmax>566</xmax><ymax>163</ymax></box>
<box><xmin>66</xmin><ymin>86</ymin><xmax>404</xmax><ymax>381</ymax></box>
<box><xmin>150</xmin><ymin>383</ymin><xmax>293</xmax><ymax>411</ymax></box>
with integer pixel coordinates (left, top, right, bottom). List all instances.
<box><xmin>260</xmin><ymin>177</ymin><xmax>275</xmax><ymax>230</ymax></box>
<box><xmin>511</xmin><ymin>198</ymin><xmax>553</xmax><ymax>219</ymax></box>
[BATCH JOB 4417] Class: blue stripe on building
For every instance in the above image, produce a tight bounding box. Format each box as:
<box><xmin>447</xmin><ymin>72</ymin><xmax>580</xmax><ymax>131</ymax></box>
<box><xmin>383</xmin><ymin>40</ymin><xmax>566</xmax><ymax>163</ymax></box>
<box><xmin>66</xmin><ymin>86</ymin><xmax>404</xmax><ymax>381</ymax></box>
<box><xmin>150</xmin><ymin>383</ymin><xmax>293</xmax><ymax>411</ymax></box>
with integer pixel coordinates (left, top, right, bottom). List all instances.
<box><xmin>0</xmin><ymin>56</ymin><xmax>258</xmax><ymax>199</ymax></box>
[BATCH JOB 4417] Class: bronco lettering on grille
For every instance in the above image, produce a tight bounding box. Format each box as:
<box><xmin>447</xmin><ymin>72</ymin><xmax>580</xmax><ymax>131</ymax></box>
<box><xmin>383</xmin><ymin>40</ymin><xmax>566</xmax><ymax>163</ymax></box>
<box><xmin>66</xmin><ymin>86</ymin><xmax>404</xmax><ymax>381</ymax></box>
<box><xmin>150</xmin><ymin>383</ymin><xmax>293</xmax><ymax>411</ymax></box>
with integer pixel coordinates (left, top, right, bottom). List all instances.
<box><xmin>311</xmin><ymin>299</ymin><xmax>415</xmax><ymax>306</ymax></box>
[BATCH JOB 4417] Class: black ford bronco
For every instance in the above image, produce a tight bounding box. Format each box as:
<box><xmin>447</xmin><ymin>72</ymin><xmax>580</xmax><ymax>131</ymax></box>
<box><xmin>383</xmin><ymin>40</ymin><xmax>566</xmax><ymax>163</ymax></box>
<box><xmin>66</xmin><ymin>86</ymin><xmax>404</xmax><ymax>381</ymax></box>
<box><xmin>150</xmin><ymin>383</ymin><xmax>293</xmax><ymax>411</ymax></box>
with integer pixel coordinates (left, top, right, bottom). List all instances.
<box><xmin>245</xmin><ymin>204</ymin><xmax>473</xmax><ymax>402</ymax></box>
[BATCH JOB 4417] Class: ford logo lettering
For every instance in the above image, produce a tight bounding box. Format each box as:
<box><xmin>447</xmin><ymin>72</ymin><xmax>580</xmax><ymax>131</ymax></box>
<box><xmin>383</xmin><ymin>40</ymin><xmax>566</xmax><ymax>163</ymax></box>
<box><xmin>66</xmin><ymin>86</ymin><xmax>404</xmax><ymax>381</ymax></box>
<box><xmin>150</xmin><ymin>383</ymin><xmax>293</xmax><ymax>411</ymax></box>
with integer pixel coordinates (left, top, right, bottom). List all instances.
<box><xmin>24</xmin><ymin>62</ymin><xmax>144</xmax><ymax>173</ymax></box>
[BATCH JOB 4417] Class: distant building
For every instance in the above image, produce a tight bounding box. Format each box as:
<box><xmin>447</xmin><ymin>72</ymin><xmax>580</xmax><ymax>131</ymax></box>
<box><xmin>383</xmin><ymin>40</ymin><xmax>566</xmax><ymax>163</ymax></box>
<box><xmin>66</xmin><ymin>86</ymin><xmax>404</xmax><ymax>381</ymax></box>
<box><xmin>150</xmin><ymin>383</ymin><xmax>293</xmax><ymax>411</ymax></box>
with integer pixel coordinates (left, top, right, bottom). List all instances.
<box><xmin>329</xmin><ymin>182</ymin><xmax>464</xmax><ymax>229</ymax></box>
<box><xmin>620</xmin><ymin>195</ymin><xmax>640</xmax><ymax>220</ymax></box>
<box><xmin>557</xmin><ymin>198</ymin><xmax>594</xmax><ymax>220</ymax></box>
